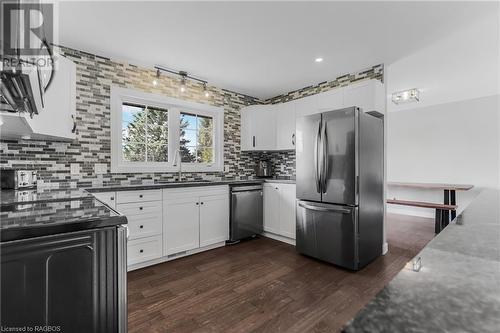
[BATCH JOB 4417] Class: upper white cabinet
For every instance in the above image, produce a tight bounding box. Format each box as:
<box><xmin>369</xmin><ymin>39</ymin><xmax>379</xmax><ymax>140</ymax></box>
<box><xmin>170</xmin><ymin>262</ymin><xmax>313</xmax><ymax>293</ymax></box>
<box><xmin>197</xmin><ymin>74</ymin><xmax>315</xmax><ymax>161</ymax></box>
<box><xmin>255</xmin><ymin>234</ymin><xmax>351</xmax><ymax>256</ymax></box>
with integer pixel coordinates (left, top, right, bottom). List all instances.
<box><xmin>275</xmin><ymin>102</ymin><xmax>296</xmax><ymax>150</ymax></box>
<box><xmin>293</xmin><ymin>95</ymin><xmax>317</xmax><ymax>118</ymax></box>
<box><xmin>253</xmin><ymin>106</ymin><xmax>277</xmax><ymax>150</ymax></box>
<box><xmin>241</xmin><ymin>79</ymin><xmax>384</xmax><ymax>152</ymax></box>
<box><xmin>0</xmin><ymin>54</ymin><xmax>77</xmax><ymax>141</ymax></box>
<box><xmin>316</xmin><ymin>87</ymin><xmax>344</xmax><ymax>113</ymax></box>
<box><xmin>343</xmin><ymin>80</ymin><xmax>385</xmax><ymax>113</ymax></box>
<box><xmin>240</xmin><ymin>105</ymin><xmax>276</xmax><ymax>151</ymax></box>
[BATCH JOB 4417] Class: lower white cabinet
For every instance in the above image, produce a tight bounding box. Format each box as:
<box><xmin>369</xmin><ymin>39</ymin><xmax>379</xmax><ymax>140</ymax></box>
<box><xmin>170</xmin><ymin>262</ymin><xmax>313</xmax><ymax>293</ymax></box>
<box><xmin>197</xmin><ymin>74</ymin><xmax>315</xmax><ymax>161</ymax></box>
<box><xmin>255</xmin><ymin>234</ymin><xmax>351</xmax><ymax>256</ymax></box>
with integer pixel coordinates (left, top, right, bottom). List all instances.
<box><xmin>163</xmin><ymin>196</ymin><xmax>200</xmax><ymax>255</ymax></box>
<box><xmin>116</xmin><ymin>201</ymin><xmax>162</xmax><ymax>240</ymax></box>
<box><xmin>92</xmin><ymin>191</ymin><xmax>116</xmax><ymax>209</ymax></box>
<box><xmin>163</xmin><ymin>186</ymin><xmax>229</xmax><ymax>257</ymax></box>
<box><xmin>200</xmin><ymin>194</ymin><xmax>230</xmax><ymax>247</ymax></box>
<box><xmin>263</xmin><ymin>183</ymin><xmax>296</xmax><ymax>240</ymax></box>
<box><xmin>127</xmin><ymin>235</ymin><xmax>163</xmax><ymax>266</ymax></box>
<box><xmin>263</xmin><ymin>184</ymin><xmax>281</xmax><ymax>234</ymax></box>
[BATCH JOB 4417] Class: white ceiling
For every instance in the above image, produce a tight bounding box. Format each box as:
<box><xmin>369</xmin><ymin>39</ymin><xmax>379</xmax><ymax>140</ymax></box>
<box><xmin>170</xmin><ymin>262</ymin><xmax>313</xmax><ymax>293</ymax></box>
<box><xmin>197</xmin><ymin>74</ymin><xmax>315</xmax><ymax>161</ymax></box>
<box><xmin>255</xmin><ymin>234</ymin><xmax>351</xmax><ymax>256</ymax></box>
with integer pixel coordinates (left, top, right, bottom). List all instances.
<box><xmin>58</xmin><ymin>1</ymin><xmax>496</xmax><ymax>99</ymax></box>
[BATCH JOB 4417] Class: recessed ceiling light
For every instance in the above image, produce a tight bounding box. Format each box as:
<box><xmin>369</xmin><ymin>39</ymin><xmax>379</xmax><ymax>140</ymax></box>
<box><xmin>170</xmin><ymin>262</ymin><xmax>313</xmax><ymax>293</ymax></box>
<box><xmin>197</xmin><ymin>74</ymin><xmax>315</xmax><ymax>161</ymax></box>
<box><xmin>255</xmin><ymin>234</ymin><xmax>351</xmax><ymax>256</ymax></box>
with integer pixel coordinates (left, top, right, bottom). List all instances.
<box><xmin>315</xmin><ymin>57</ymin><xmax>323</xmax><ymax>63</ymax></box>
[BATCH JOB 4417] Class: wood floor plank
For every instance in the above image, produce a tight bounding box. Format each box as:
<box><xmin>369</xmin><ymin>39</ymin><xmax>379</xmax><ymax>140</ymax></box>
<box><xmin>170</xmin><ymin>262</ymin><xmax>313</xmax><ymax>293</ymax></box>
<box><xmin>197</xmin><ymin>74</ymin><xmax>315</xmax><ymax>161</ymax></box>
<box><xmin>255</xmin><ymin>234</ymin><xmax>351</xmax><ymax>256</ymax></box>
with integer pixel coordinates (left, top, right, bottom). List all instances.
<box><xmin>128</xmin><ymin>213</ymin><xmax>435</xmax><ymax>332</ymax></box>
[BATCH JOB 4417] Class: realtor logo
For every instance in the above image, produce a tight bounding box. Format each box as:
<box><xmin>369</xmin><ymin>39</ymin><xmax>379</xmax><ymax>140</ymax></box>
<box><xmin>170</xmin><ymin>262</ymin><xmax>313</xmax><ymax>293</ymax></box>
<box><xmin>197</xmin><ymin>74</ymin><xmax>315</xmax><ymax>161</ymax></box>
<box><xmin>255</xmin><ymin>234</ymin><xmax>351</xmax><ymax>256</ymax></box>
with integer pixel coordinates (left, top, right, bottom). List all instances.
<box><xmin>2</xmin><ymin>1</ymin><xmax>53</xmax><ymax>56</ymax></box>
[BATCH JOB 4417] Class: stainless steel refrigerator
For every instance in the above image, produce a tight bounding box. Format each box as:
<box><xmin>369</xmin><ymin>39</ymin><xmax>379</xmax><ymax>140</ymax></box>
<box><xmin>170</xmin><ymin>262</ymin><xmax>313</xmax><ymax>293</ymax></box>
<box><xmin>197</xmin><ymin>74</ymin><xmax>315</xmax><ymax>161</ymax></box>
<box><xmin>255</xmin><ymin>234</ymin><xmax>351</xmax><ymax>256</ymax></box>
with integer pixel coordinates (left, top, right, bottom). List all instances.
<box><xmin>296</xmin><ymin>106</ymin><xmax>384</xmax><ymax>270</ymax></box>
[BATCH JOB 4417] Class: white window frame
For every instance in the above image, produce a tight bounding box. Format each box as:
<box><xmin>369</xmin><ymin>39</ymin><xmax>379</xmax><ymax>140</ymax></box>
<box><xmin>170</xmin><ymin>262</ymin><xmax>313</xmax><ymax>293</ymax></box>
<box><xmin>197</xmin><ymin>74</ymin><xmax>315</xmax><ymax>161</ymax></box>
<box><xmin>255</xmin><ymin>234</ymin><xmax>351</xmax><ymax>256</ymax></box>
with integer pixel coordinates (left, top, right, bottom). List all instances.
<box><xmin>110</xmin><ymin>86</ymin><xmax>224</xmax><ymax>173</ymax></box>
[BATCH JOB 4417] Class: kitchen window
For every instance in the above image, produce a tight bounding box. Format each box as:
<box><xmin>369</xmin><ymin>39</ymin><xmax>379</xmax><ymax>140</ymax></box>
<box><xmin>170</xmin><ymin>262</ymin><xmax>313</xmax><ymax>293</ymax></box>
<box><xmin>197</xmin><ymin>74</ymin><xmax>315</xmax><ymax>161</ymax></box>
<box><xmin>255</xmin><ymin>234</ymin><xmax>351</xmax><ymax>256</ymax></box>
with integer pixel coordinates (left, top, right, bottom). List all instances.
<box><xmin>111</xmin><ymin>87</ymin><xmax>224</xmax><ymax>173</ymax></box>
<box><xmin>122</xmin><ymin>103</ymin><xmax>169</xmax><ymax>162</ymax></box>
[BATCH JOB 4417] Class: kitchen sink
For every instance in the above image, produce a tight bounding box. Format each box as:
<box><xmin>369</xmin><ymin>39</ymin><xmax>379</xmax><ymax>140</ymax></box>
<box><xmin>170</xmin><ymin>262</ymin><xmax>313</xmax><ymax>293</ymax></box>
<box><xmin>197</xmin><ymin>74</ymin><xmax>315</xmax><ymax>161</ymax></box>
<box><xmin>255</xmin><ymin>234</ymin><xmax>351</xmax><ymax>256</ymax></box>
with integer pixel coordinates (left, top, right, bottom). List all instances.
<box><xmin>154</xmin><ymin>179</ymin><xmax>214</xmax><ymax>185</ymax></box>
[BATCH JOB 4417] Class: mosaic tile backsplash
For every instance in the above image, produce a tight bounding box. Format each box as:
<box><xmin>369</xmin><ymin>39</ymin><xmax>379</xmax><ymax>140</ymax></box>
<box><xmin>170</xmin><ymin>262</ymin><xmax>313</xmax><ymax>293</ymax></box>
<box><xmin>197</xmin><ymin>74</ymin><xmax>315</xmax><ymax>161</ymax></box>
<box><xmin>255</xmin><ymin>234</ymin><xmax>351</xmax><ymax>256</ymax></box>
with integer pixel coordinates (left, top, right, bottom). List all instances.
<box><xmin>0</xmin><ymin>45</ymin><xmax>383</xmax><ymax>188</ymax></box>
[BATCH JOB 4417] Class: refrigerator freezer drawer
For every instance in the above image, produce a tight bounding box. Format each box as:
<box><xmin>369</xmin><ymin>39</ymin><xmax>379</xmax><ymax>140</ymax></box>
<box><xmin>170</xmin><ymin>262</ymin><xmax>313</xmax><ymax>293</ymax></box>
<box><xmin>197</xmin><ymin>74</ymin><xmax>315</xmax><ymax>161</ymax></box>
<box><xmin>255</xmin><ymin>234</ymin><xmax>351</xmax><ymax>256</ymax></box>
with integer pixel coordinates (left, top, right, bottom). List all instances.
<box><xmin>296</xmin><ymin>200</ymin><xmax>359</xmax><ymax>270</ymax></box>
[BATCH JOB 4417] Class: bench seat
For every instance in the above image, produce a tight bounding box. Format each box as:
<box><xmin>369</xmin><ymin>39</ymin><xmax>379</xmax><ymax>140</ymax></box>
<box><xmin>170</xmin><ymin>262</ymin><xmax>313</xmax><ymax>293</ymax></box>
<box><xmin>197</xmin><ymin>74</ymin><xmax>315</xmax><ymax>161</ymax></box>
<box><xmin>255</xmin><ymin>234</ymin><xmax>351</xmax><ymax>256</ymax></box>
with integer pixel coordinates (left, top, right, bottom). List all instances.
<box><xmin>387</xmin><ymin>199</ymin><xmax>457</xmax><ymax>234</ymax></box>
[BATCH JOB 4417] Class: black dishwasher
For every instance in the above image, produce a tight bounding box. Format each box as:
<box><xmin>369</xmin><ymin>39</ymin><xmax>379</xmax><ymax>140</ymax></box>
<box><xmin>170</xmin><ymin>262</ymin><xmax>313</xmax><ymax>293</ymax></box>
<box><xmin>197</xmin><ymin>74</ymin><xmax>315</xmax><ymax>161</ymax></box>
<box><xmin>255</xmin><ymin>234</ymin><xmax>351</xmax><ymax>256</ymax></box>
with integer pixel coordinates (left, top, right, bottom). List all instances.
<box><xmin>229</xmin><ymin>183</ymin><xmax>263</xmax><ymax>242</ymax></box>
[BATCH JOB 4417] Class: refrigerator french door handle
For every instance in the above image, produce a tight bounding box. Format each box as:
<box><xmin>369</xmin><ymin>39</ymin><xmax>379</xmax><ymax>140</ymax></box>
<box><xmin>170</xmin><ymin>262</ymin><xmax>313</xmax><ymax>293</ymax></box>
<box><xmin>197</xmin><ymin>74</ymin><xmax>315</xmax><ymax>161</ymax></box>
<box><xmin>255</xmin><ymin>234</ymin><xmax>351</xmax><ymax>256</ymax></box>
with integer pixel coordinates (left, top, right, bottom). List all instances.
<box><xmin>314</xmin><ymin>120</ymin><xmax>322</xmax><ymax>193</ymax></box>
<box><xmin>298</xmin><ymin>201</ymin><xmax>351</xmax><ymax>214</ymax></box>
<box><xmin>321</xmin><ymin>121</ymin><xmax>328</xmax><ymax>193</ymax></box>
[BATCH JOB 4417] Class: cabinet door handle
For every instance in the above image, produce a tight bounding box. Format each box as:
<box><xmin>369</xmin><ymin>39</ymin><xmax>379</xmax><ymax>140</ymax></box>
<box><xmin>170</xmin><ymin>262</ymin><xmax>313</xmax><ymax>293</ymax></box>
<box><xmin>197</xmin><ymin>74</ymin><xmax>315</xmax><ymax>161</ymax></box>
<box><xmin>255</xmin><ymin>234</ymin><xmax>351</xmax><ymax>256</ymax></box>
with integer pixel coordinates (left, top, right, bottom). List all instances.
<box><xmin>139</xmin><ymin>249</ymin><xmax>144</xmax><ymax>253</ymax></box>
<box><xmin>201</xmin><ymin>202</ymin><xmax>204</xmax><ymax>205</ymax></box>
<box><xmin>253</xmin><ymin>136</ymin><xmax>256</xmax><ymax>147</ymax></box>
<box><xmin>292</xmin><ymin>133</ymin><xmax>295</xmax><ymax>146</ymax></box>
<box><xmin>110</xmin><ymin>196</ymin><xmax>114</xmax><ymax>201</ymax></box>
<box><xmin>139</xmin><ymin>194</ymin><xmax>143</xmax><ymax>198</ymax></box>
<box><xmin>71</xmin><ymin>115</ymin><xmax>77</xmax><ymax>133</ymax></box>
<box><xmin>196</xmin><ymin>202</ymin><xmax>199</xmax><ymax>205</ymax></box>
<box><xmin>139</xmin><ymin>207</ymin><xmax>143</xmax><ymax>210</ymax></box>
<box><xmin>139</xmin><ymin>225</ymin><xmax>144</xmax><ymax>229</ymax></box>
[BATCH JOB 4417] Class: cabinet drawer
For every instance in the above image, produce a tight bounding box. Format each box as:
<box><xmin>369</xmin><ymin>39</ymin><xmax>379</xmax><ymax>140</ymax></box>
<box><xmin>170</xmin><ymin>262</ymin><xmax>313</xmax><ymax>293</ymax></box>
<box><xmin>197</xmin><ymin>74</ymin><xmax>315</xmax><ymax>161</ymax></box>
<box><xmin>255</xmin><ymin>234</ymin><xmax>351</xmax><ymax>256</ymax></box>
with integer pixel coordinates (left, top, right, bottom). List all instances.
<box><xmin>127</xmin><ymin>235</ymin><xmax>162</xmax><ymax>266</ymax></box>
<box><xmin>116</xmin><ymin>189</ymin><xmax>162</xmax><ymax>204</ymax></box>
<box><xmin>116</xmin><ymin>202</ymin><xmax>162</xmax><ymax>240</ymax></box>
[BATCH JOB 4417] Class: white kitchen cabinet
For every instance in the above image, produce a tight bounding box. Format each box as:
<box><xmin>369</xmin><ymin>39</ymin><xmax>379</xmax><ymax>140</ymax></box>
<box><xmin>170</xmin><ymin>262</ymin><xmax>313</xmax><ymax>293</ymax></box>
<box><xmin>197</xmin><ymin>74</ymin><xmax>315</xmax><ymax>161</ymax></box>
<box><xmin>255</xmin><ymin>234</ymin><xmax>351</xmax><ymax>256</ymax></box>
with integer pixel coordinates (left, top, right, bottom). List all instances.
<box><xmin>163</xmin><ymin>186</ymin><xmax>229</xmax><ymax>257</ymax></box>
<box><xmin>240</xmin><ymin>104</ymin><xmax>276</xmax><ymax>151</ymax></box>
<box><xmin>240</xmin><ymin>106</ymin><xmax>253</xmax><ymax>151</ymax></box>
<box><xmin>316</xmin><ymin>87</ymin><xmax>344</xmax><ymax>113</ymax></box>
<box><xmin>275</xmin><ymin>102</ymin><xmax>296</xmax><ymax>150</ymax></box>
<box><xmin>263</xmin><ymin>184</ymin><xmax>281</xmax><ymax>234</ymax></box>
<box><xmin>278</xmin><ymin>184</ymin><xmax>296</xmax><ymax>239</ymax></box>
<box><xmin>240</xmin><ymin>79</ymin><xmax>384</xmax><ymax>152</ymax></box>
<box><xmin>294</xmin><ymin>95</ymin><xmax>318</xmax><ymax>118</ymax></box>
<box><xmin>92</xmin><ymin>191</ymin><xmax>116</xmax><ymax>209</ymax></box>
<box><xmin>116</xmin><ymin>189</ymin><xmax>162</xmax><ymax>204</ymax></box>
<box><xmin>343</xmin><ymin>79</ymin><xmax>385</xmax><ymax>113</ymax></box>
<box><xmin>264</xmin><ymin>183</ymin><xmax>296</xmax><ymax>241</ymax></box>
<box><xmin>116</xmin><ymin>201</ymin><xmax>162</xmax><ymax>240</ymax></box>
<box><xmin>127</xmin><ymin>235</ymin><xmax>163</xmax><ymax>266</ymax></box>
<box><xmin>0</xmin><ymin>55</ymin><xmax>77</xmax><ymax>141</ymax></box>
<box><xmin>199</xmin><ymin>194</ymin><xmax>230</xmax><ymax>247</ymax></box>
<box><xmin>163</xmin><ymin>196</ymin><xmax>200</xmax><ymax>255</ymax></box>
<box><xmin>253</xmin><ymin>105</ymin><xmax>277</xmax><ymax>150</ymax></box>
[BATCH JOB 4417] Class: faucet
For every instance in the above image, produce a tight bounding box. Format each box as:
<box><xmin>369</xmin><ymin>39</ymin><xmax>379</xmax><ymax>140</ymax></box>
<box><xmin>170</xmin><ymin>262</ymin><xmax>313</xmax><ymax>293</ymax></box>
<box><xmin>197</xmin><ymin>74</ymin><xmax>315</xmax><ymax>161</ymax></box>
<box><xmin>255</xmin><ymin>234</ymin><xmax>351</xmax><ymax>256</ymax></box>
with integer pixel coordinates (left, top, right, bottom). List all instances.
<box><xmin>172</xmin><ymin>149</ymin><xmax>182</xmax><ymax>181</ymax></box>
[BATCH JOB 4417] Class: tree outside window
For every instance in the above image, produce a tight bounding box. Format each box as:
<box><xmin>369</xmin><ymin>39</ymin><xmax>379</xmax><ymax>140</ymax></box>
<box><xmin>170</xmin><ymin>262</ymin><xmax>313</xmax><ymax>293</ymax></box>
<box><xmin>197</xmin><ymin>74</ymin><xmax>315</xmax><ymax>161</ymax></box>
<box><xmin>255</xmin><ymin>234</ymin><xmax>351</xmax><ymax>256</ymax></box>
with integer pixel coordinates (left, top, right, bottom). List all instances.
<box><xmin>122</xmin><ymin>103</ymin><xmax>168</xmax><ymax>162</ymax></box>
<box><xmin>179</xmin><ymin>112</ymin><xmax>214</xmax><ymax>164</ymax></box>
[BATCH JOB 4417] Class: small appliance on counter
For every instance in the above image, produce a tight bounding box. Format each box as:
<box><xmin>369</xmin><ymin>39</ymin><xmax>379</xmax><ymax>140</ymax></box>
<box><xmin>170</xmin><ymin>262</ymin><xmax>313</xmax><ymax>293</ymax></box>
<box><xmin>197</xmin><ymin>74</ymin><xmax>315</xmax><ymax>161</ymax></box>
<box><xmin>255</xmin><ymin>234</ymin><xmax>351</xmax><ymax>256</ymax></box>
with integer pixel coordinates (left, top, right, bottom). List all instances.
<box><xmin>1</xmin><ymin>169</ymin><xmax>37</xmax><ymax>189</ymax></box>
<box><xmin>255</xmin><ymin>159</ymin><xmax>272</xmax><ymax>178</ymax></box>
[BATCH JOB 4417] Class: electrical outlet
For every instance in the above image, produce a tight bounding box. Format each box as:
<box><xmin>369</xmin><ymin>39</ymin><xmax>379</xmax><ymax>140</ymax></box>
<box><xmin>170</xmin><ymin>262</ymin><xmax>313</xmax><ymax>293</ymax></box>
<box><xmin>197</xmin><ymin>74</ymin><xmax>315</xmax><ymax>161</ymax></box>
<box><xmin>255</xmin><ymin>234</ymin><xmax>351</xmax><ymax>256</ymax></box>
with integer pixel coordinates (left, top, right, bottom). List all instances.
<box><xmin>224</xmin><ymin>165</ymin><xmax>230</xmax><ymax>173</ymax></box>
<box><xmin>94</xmin><ymin>163</ymin><xmax>108</xmax><ymax>175</ymax></box>
<box><xmin>70</xmin><ymin>163</ymin><xmax>80</xmax><ymax>175</ymax></box>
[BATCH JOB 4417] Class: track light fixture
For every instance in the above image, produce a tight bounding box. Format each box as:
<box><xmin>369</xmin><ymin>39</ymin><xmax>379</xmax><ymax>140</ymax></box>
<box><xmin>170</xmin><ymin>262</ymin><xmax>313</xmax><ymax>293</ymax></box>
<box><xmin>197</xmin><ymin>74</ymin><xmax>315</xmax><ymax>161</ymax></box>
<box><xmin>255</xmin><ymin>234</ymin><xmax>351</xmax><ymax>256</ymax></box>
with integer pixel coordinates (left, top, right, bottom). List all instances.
<box><xmin>152</xmin><ymin>68</ymin><xmax>160</xmax><ymax>86</ymax></box>
<box><xmin>179</xmin><ymin>71</ymin><xmax>187</xmax><ymax>93</ymax></box>
<box><xmin>203</xmin><ymin>82</ymin><xmax>210</xmax><ymax>97</ymax></box>
<box><xmin>154</xmin><ymin>65</ymin><xmax>209</xmax><ymax>96</ymax></box>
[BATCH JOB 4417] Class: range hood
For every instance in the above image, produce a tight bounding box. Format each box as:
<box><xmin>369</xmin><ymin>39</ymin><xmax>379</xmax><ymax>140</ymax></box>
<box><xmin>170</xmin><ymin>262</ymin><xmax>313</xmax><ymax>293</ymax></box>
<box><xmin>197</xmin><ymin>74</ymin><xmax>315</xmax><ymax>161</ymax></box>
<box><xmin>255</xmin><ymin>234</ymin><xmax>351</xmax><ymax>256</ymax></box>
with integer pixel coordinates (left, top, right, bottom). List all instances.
<box><xmin>0</xmin><ymin>61</ymin><xmax>45</xmax><ymax>117</ymax></box>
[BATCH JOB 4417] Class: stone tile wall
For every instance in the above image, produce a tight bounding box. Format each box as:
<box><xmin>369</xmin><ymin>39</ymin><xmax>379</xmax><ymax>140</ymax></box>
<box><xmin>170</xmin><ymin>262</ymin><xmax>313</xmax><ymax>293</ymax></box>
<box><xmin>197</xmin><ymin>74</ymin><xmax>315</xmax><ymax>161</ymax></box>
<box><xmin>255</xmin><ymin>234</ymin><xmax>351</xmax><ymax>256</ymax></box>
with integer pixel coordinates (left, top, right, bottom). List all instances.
<box><xmin>0</xmin><ymin>45</ymin><xmax>383</xmax><ymax>187</ymax></box>
<box><xmin>0</xmin><ymin>46</ymin><xmax>262</xmax><ymax>188</ymax></box>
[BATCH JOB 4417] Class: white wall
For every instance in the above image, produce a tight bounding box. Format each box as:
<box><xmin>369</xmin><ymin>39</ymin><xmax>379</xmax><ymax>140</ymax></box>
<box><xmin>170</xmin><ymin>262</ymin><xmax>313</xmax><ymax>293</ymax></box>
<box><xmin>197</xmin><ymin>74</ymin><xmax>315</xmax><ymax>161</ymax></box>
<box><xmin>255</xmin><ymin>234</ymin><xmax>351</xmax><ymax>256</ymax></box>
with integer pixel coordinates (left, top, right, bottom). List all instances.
<box><xmin>386</xmin><ymin>9</ymin><xmax>500</xmax><ymax>217</ymax></box>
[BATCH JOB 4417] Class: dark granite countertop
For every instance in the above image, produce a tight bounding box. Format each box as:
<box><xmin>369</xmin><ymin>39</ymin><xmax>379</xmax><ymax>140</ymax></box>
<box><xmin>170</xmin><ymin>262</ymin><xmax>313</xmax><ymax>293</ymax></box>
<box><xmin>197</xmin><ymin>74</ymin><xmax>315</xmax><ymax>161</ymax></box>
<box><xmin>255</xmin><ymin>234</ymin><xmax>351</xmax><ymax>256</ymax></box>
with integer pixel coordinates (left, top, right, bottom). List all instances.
<box><xmin>0</xmin><ymin>177</ymin><xmax>295</xmax><ymax>242</ymax></box>
<box><xmin>87</xmin><ymin>177</ymin><xmax>295</xmax><ymax>193</ymax></box>
<box><xmin>343</xmin><ymin>189</ymin><xmax>500</xmax><ymax>333</ymax></box>
<box><xmin>1</xmin><ymin>188</ymin><xmax>93</xmax><ymax>205</ymax></box>
<box><xmin>0</xmin><ymin>196</ymin><xmax>126</xmax><ymax>242</ymax></box>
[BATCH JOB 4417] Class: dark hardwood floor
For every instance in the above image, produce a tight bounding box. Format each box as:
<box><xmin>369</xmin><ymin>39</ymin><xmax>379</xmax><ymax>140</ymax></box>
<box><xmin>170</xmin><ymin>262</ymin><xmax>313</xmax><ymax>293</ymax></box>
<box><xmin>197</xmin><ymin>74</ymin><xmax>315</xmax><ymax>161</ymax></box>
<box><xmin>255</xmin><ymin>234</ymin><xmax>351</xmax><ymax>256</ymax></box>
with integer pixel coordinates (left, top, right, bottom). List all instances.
<box><xmin>128</xmin><ymin>213</ymin><xmax>435</xmax><ymax>333</ymax></box>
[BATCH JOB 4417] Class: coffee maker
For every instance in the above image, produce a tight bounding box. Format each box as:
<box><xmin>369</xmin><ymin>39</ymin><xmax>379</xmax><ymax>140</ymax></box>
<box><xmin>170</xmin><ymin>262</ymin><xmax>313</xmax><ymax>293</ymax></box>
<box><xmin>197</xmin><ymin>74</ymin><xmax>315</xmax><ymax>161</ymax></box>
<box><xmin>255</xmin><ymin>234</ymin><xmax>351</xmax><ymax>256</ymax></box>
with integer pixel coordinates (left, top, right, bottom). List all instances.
<box><xmin>255</xmin><ymin>159</ymin><xmax>272</xmax><ymax>178</ymax></box>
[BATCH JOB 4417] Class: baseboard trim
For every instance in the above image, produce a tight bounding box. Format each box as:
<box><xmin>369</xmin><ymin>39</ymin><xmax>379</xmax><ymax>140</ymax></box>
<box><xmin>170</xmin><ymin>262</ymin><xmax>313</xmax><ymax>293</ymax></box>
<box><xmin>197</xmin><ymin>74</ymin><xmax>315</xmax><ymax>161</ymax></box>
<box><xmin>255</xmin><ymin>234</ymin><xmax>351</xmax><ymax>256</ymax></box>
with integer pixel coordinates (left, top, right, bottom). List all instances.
<box><xmin>262</xmin><ymin>231</ymin><xmax>296</xmax><ymax>246</ymax></box>
<box><xmin>382</xmin><ymin>242</ymin><xmax>389</xmax><ymax>255</ymax></box>
<box><xmin>128</xmin><ymin>241</ymin><xmax>226</xmax><ymax>271</ymax></box>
